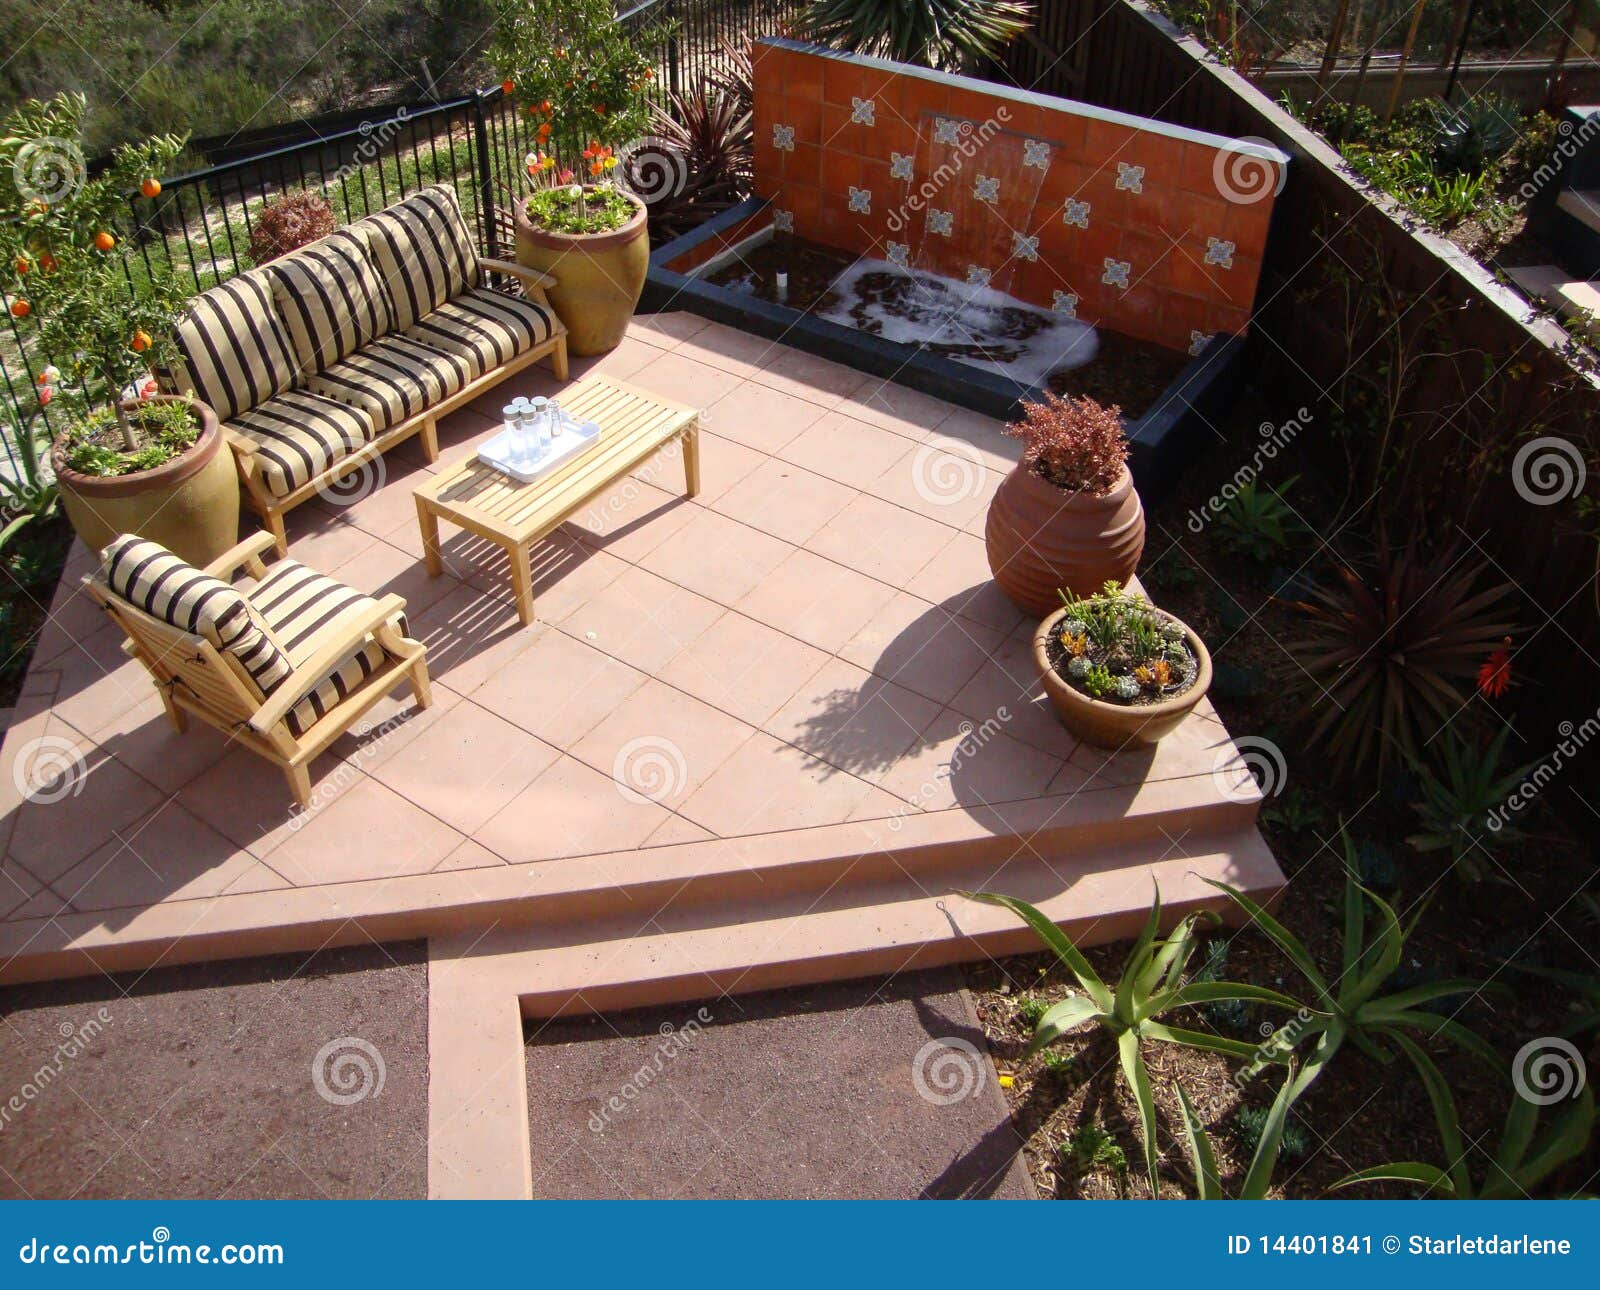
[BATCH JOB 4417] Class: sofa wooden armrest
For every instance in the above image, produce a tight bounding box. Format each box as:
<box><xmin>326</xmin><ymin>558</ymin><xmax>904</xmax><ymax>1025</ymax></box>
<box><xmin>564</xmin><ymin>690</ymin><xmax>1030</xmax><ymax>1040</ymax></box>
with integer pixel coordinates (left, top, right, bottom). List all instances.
<box><xmin>479</xmin><ymin>257</ymin><xmax>558</xmax><ymax>292</ymax></box>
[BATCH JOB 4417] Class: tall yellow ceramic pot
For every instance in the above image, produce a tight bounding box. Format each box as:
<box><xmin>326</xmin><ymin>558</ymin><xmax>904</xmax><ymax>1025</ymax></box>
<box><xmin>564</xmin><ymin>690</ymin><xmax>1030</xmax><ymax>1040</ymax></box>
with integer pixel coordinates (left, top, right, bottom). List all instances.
<box><xmin>514</xmin><ymin>190</ymin><xmax>649</xmax><ymax>356</ymax></box>
<box><xmin>52</xmin><ymin>395</ymin><xmax>240</xmax><ymax>566</ymax></box>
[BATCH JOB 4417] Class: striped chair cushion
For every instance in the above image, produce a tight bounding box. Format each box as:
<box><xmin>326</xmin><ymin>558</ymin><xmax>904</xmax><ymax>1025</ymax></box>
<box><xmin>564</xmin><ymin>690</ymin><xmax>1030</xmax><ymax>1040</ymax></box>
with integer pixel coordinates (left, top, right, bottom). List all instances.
<box><xmin>247</xmin><ymin>560</ymin><xmax>406</xmax><ymax>736</ymax></box>
<box><xmin>227</xmin><ymin>390</ymin><xmax>376</xmax><ymax>498</ymax></box>
<box><xmin>101</xmin><ymin>537</ymin><xmax>293</xmax><ymax>695</ymax></box>
<box><xmin>155</xmin><ymin>267</ymin><xmax>298</xmax><ymax>421</ymax></box>
<box><xmin>360</xmin><ymin>185</ymin><xmax>482</xmax><ymax>330</ymax></box>
<box><xmin>304</xmin><ymin>334</ymin><xmax>473</xmax><ymax>429</ymax></box>
<box><xmin>267</xmin><ymin>228</ymin><xmax>392</xmax><ymax>376</ymax></box>
<box><xmin>405</xmin><ymin>288</ymin><xmax>560</xmax><ymax>379</ymax></box>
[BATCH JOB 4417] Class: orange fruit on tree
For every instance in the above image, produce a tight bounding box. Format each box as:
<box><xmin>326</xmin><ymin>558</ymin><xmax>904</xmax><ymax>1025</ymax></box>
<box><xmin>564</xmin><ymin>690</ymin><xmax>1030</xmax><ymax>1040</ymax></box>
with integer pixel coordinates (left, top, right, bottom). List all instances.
<box><xmin>10</xmin><ymin>299</ymin><xmax>30</xmax><ymax>318</ymax></box>
<box><xmin>141</xmin><ymin>177</ymin><xmax>161</xmax><ymax>198</ymax></box>
<box><xmin>14</xmin><ymin>257</ymin><xmax>29</xmax><ymax>274</ymax></box>
<box><xmin>501</xmin><ymin>79</ymin><xmax>514</xmax><ymax>95</ymax></box>
<box><xmin>39</xmin><ymin>253</ymin><xmax>57</xmax><ymax>272</ymax></box>
<box><xmin>94</xmin><ymin>231</ymin><xmax>116</xmax><ymax>251</ymax></box>
<box><xmin>131</xmin><ymin>330</ymin><xmax>152</xmax><ymax>352</ymax></box>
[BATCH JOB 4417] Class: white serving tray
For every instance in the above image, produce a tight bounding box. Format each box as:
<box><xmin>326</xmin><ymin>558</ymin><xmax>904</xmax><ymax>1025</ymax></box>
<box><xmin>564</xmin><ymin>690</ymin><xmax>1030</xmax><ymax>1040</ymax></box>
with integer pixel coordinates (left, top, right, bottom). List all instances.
<box><xmin>477</xmin><ymin>418</ymin><xmax>601</xmax><ymax>484</ymax></box>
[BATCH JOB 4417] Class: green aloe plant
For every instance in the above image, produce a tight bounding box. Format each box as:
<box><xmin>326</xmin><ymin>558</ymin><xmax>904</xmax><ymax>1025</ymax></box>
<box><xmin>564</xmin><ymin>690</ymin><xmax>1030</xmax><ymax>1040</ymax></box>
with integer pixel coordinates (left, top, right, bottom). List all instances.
<box><xmin>1330</xmin><ymin>1042</ymin><xmax>1594</xmax><ymax>1198</ymax></box>
<box><xmin>1175</xmin><ymin>1067</ymin><xmax>1299</xmax><ymax>1199</ymax></box>
<box><xmin>1407</xmin><ymin>726</ymin><xmax>1533</xmax><ymax>882</ymax></box>
<box><xmin>1215</xmin><ymin>475</ymin><xmax>1303</xmax><ymax>563</ymax></box>
<box><xmin>962</xmin><ymin>887</ymin><xmax>1302</xmax><ymax>1189</ymax></box>
<box><xmin>1209</xmin><ymin>837</ymin><xmax>1503</xmax><ymax>1103</ymax></box>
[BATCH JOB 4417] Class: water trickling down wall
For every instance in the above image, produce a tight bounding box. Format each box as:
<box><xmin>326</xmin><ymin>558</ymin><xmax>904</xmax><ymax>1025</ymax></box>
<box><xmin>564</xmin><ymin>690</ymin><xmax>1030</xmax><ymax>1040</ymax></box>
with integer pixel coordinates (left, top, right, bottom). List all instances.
<box><xmin>751</xmin><ymin>38</ymin><xmax>1289</xmax><ymax>356</ymax></box>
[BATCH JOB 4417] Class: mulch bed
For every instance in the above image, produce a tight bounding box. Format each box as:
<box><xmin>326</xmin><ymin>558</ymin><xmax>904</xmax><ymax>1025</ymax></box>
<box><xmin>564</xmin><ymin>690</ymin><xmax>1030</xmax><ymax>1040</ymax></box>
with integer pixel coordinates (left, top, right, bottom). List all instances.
<box><xmin>963</xmin><ymin>387</ymin><xmax>1600</xmax><ymax>1199</ymax></box>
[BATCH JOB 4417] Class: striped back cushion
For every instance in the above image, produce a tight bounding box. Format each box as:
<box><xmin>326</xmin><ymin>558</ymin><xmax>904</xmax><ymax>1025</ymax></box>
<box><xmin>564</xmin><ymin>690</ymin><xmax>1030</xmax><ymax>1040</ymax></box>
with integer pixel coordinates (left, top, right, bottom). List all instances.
<box><xmin>155</xmin><ymin>267</ymin><xmax>298</xmax><ymax>421</ymax></box>
<box><xmin>359</xmin><ymin>185</ymin><xmax>482</xmax><ymax>330</ymax></box>
<box><xmin>267</xmin><ymin>227</ymin><xmax>392</xmax><ymax>376</ymax></box>
<box><xmin>102</xmin><ymin>537</ymin><xmax>293</xmax><ymax>696</ymax></box>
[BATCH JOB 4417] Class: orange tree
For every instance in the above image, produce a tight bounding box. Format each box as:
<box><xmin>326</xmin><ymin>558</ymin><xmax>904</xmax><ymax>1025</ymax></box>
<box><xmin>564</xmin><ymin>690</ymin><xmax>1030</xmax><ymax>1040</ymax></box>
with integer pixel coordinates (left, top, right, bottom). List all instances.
<box><xmin>489</xmin><ymin>0</ymin><xmax>656</xmax><ymax>159</ymax></box>
<box><xmin>0</xmin><ymin>93</ymin><xmax>188</xmax><ymax>452</ymax></box>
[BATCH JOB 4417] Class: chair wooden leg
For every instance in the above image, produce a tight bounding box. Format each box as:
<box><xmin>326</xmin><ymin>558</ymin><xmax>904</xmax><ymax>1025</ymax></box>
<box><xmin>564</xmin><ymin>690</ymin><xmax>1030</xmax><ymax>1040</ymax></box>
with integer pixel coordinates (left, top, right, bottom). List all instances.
<box><xmin>550</xmin><ymin>335</ymin><xmax>569</xmax><ymax>382</ymax></box>
<box><xmin>264</xmin><ymin>507</ymin><xmax>289</xmax><ymax>557</ymax></box>
<box><xmin>408</xmin><ymin>652</ymin><xmax>433</xmax><ymax>710</ymax></box>
<box><xmin>161</xmin><ymin>689</ymin><xmax>188</xmax><ymax>733</ymax></box>
<box><xmin>419</xmin><ymin>416</ymin><xmax>439</xmax><ymax>462</ymax></box>
<box><xmin>285</xmin><ymin>761</ymin><xmax>312</xmax><ymax>809</ymax></box>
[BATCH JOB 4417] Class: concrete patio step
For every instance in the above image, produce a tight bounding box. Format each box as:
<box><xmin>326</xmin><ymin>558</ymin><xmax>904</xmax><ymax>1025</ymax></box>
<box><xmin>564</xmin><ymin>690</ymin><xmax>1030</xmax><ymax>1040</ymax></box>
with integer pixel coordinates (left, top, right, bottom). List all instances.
<box><xmin>438</xmin><ymin>822</ymin><xmax>1284</xmax><ymax>1018</ymax></box>
<box><xmin>1557</xmin><ymin>189</ymin><xmax>1600</xmax><ymax>235</ymax></box>
<box><xmin>1505</xmin><ymin>264</ymin><xmax>1600</xmax><ymax>338</ymax></box>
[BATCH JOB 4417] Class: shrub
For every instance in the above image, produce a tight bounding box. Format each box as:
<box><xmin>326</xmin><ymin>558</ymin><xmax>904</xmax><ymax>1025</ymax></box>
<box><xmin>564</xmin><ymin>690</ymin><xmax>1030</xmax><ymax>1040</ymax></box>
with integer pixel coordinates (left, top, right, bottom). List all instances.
<box><xmin>1285</xmin><ymin>544</ymin><xmax>1516</xmax><ymax>774</ymax></box>
<box><xmin>635</xmin><ymin>77</ymin><xmax>754</xmax><ymax>244</ymax></box>
<box><xmin>793</xmin><ymin>0</ymin><xmax>1032</xmax><ymax>71</ymax></box>
<box><xmin>248</xmin><ymin>190</ymin><xmax>336</xmax><ymax>264</ymax></box>
<box><xmin>1004</xmin><ymin>392</ymin><xmax>1126</xmax><ymax>494</ymax></box>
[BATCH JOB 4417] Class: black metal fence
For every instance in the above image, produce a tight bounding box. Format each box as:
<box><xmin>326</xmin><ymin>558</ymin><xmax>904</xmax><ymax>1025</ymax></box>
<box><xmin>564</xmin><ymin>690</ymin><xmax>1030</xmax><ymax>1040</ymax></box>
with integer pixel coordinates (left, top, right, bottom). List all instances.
<box><xmin>0</xmin><ymin>0</ymin><xmax>801</xmax><ymax>465</ymax></box>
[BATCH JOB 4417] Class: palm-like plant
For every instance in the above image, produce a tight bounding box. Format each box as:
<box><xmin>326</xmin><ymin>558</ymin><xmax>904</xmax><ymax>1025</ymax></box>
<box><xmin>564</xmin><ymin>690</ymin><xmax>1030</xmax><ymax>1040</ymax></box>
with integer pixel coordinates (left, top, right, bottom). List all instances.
<box><xmin>0</xmin><ymin>405</ymin><xmax>60</xmax><ymax>551</ymax></box>
<box><xmin>792</xmin><ymin>0</ymin><xmax>1034</xmax><ymax>71</ymax></box>
<box><xmin>1209</xmin><ymin>838</ymin><xmax>1503</xmax><ymax>1104</ymax></box>
<box><xmin>963</xmin><ymin>887</ymin><xmax>1302</xmax><ymax>1189</ymax></box>
<box><xmin>1407</xmin><ymin>726</ymin><xmax>1533</xmax><ymax>882</ymax></box>
<box><xmin>1331</xmin><ymin>1051</ymin><xmax>1594</xmax><ymax>1198</ymax></box>
<box><xmin>635</xmin><ymin>79</ymin><xmax>753</xmax><ymax>243</ymax></box>
<box><xmin>1285</xmin><ymin>544</ymin><xmax>1516</xmax><ymax>774</ymax></box>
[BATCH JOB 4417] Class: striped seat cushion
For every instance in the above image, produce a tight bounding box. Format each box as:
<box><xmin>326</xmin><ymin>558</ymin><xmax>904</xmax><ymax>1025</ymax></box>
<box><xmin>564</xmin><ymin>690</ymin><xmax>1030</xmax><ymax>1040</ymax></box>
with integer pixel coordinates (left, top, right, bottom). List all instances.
<box><xmin>304</xmin><ymin>334</ymin><xmax>472</xmax><ymax>429</ymax></box>
<box><xmin>247</xmin><ymin>560</ymin><xmax>405</xmax><ymax>736</ymax></box>
<box><xmin>360</xmin><ymin>184</ymin><xmax>482</xmax><ymax>330</ymax></box>
<box><xmin>101</xmin><ymin>537</ymin><xmax>292</xmax><ymax>695</ymax></box>
<box><xmin>227</xmin><ymin>390</ymin><xmax>376</xmax><ymax>498</ymax></box>
<box><xmin>405</xmin><ymin>288</ymin><xmax>560</xmax><ymax>378</ymax></box>
<box><xmin>155</xmin><ymin>267</ymin><xmax>298</xmax><ymax>421</ymax></box>
<box><xmin>267</xmin><ymin>228</ymin><xmax>392</xmax><ymax>376</ymax></box>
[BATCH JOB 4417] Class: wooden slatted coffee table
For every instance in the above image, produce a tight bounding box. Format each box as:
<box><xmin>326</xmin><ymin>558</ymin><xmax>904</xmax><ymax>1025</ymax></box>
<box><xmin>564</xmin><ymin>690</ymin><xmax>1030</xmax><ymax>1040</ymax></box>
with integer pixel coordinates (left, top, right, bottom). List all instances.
<box><xmin>413</xmin><ymin>375</ymin><xmax>700</xmax><ymax>625</ymax></box>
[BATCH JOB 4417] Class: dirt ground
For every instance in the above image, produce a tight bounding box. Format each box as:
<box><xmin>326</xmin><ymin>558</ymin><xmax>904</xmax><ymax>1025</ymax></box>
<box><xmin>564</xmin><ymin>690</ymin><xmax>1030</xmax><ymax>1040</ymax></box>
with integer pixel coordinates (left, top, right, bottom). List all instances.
<box><xmin>0</xmin><ymin>941</ymin><xmax>428</xmax><ymax>1199</ymax></box>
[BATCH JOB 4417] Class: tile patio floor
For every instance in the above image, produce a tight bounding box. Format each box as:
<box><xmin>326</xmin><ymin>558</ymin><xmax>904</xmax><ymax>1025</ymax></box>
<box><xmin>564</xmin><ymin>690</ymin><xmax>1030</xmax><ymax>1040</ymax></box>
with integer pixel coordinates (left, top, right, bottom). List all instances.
<box><xmin>0</xmin><ymin>314</ymin><xmax>1270</xmax><ymax>989</ymax></box>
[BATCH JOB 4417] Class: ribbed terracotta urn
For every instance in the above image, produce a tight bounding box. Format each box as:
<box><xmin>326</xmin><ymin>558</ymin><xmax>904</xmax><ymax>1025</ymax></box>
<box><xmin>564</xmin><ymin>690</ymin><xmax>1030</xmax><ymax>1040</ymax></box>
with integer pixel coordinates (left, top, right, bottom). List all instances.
<box><xmin>984</xmin><ymin>463</ymin><xmax>1145</xmax><ymax>615</ymax></box>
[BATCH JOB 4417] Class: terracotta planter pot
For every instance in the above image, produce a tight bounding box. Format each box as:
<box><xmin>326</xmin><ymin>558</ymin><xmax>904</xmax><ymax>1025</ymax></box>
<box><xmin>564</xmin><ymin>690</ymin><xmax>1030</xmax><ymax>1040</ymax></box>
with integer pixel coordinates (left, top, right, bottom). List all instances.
<box><xmin>985</xmin><ymin>463</ymin><xmax>1145</xmax><ymax>616</ymax></box>
<box><xmin>514</xmin><ymin>190</ymin><xmax>649</xmax><ymax>356</ymax></box>
<box><xmin>1033</xmin><ymin>604</ymin><xmax>1212</xmax><ymax>749</ymax></box>
<box><xmin>52</xmin><ymin>396</ymin><xmax>240</xmax><ymax>566</ymax></box>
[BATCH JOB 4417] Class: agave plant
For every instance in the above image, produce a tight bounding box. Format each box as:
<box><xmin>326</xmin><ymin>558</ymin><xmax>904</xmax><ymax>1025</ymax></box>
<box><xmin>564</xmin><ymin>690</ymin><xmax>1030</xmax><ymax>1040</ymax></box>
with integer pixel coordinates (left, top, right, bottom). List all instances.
<box><xmin>1209</xmin><ymin>835</ymin><xmax>1503</xmax><ymax>1103</ymax></box>
<box><xmin>1215</xmin><ymin>475</ymin><xmax>1303</xmax><ymax>563</ymax></box>
<box><xmin>962</xmin><ymin>887</ymin><xmax>1302</xmax><ymax>1189</ymax></box>
<box><xmin>1407</xmin><ymin>726</ymin><xmax>1533</xmax><ymax>882</ymax></box>
<box><xmin>1176</xmin><ymin>1067</ymin><xmax>1299</xmax><ymax>1199</ymax></box>
<box><xmin>630</xmin><ymin>77</ymin><xmax>753</xmax><ymax>244</ymax></box>
<box><xmin>1330</xmin><ymin>1050</ymin><xmax>1594</xmax><ymax>1198</ymax></box>
<box><xmin>793</xmin><ymin>0</ymin><xmax>1034</xmax><ymax>71</ymax></box>
<box><xmin>0</xmin><ymin>404</ymin><xmax>60</xmax><ymax>551</ymax></box>
<box><xmin>1286</xmin><ymin>544</ymin><xmax>1516</xmax><ymax>774</ymax></box>
<box><xmin>1428</xmin><ymin>92</ymin><xmax>1521</xmax><ymax>176</ymax></box>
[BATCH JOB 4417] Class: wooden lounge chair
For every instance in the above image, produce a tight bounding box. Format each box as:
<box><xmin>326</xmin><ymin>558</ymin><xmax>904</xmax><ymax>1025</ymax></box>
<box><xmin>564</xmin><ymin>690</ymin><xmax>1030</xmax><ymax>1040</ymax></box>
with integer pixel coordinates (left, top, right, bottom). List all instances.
<box><xmin>86</xmin><ymin>531</ymin><xmax>431</xmax><ymax>807</ymax></box>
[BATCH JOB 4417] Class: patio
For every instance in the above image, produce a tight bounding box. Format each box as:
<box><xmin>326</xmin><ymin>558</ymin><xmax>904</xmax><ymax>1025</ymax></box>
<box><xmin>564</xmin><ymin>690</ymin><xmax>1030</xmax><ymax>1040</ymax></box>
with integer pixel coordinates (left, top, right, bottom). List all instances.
<box><xmin>0</xmin><ymin>313</ymin><xmax>1281</xmax><ymax>997</ymax></box>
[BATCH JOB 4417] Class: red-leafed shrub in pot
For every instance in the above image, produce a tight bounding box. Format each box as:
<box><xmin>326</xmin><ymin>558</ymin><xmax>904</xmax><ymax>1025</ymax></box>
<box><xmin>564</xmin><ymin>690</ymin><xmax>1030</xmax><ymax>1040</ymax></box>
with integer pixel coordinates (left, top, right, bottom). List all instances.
<box><xmin>984</xmin><ymin>393</ymin><xmax>1145</xmax><ymax>616</ymax></box>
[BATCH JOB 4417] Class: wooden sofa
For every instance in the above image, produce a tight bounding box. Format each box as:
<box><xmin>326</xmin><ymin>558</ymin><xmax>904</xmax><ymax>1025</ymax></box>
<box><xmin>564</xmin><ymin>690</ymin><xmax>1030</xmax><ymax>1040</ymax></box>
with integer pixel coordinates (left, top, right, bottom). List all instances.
<box><xmin>157</xmin><ymin>184</ymin><xmax>568</xmax><ymax>553</ymax></box>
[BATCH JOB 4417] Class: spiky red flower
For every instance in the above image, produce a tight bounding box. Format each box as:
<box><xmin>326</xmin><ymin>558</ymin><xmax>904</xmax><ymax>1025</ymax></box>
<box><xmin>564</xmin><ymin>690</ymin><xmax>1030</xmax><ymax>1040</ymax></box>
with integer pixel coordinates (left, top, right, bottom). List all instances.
<box><xmin>1477</xmin><ymin>638</ymin><xmax>1513</xmax><ymax>699</ymax></box>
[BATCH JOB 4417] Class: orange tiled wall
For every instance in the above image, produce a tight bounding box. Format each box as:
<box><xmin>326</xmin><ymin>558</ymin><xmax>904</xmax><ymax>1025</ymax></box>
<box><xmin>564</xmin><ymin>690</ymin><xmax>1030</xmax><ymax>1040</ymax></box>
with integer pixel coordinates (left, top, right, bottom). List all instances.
<box><xmin>750</xmin><ymin>38</ymin><xmax>1287</xmax><ymax>354</ymax></box>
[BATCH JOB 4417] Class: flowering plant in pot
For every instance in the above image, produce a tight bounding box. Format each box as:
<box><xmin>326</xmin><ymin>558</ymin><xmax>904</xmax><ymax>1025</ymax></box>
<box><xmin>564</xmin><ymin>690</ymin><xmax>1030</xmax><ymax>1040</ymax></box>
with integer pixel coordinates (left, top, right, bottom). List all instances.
<box><xmin>0</xmin><ymin>94</ymin><xmax>235</xmax><ymax>565</ymax></box>
<box><xmin>984</xmin><ymin>392</ymin><xmax>1145</xmax><ymax>616</ymax></box>
<box><xmin>1034</xmin><ymin>581</ymin><xmax>1212</xmax><ymax>748</ymax></box>
<box><xmin>492</xmin><ymin>0</ymin><xmax>657</xmax><ymax>354</ymax></box>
